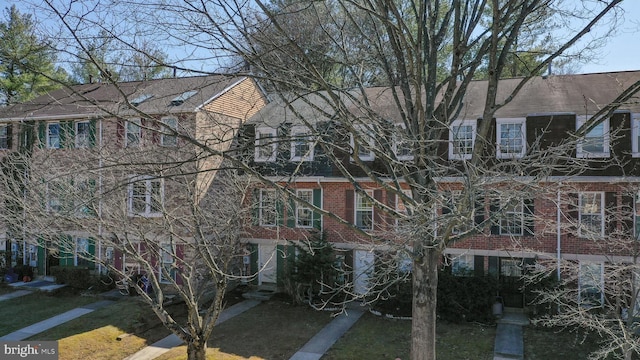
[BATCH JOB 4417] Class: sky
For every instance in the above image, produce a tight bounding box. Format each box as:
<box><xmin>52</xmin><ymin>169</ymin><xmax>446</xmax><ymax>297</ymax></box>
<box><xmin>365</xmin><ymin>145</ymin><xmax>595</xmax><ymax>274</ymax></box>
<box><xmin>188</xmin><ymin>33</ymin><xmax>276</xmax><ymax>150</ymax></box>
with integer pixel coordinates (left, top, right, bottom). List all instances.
<box><xmin>580</xmin><ymin>1</ymin><xmax>640</xmax><ymax>74</ymax></box>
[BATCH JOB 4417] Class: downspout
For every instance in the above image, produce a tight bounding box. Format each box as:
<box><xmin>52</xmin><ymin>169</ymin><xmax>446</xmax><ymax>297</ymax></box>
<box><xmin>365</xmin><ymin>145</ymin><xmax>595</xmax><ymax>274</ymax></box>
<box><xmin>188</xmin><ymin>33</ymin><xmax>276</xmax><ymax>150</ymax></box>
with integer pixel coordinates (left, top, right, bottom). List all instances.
<box><xmin>97</xmin><ymin>119</ymin><xmax>103</xmax><ymax>274</ymax></box>
<box><xmin>557</xmin><ymin>189</ymin><xmax>561</xmax><ymax>280</ymax></box>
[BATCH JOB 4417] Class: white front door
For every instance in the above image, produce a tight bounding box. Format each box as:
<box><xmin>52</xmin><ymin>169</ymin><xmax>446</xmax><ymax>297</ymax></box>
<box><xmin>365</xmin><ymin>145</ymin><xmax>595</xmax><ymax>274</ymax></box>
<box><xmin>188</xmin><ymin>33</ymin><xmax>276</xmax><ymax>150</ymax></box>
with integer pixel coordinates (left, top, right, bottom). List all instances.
<box><xmin>353</xmin><ymin>250</ymin><xmax>375</xmax><ymax>295</ymax></box>
<box><xmin>258</xmin><ymin>244</ymin><xmax>277</xmax><ymax>285</ymax></box>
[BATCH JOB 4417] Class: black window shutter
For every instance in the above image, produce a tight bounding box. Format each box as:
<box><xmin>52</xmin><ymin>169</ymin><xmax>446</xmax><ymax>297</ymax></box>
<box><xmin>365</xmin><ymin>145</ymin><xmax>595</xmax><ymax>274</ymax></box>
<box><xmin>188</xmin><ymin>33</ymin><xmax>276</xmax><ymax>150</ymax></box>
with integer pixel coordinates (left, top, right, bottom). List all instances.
<box><xmin>605</xmin><ymin>192</ymin><xmax>617</xmax><ymax>235</ymax></box>
<box><xmin>474</xmin><ymin>255</ymin><xmax>485</xmax><ymax>277</ymax></box>
<box><xmin>6</xmin><ymin>124</ymin><xmax>12</xmax><ymax>149</ymax></box>
<box><xmin>567</xmin><ymin>193</ymin><xmax>579</xmax><ymax>234</ymax></box>
<box><xmin>374</xmin><ymin>189</ymin><xmax>383</xmax><ymax>230</ymax></box>
<box><xmin>621</xmin><ymin>194</ymin><xmax>634</xmax><ymax>236</ymax></box>
<box><xmin>345</xmin><ymin>190</ymin><xmax>354</xmax><ymax>224</ymax></box>
<box><xmin>524</xmin><ymin>198</ymin><xmax>535</xmax><ymax>236</ymax></box>
<box><xmin>474</xmin><ymin>193</ymin><xmax>485</xmax><ymax>226</ymax></box>
<box><xmin>490</xmin><ymin>198</ymin><xmax>500</xmax><ymax>235</ymax></box>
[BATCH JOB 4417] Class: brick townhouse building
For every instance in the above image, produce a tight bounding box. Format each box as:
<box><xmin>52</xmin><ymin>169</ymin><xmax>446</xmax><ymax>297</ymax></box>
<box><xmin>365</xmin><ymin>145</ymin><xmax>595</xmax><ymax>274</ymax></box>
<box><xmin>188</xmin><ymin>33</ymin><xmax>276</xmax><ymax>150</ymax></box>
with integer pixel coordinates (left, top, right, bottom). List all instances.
<box><xmin>0</xmin><ymin>74</ymin><xmax>267</xmax><ymax>281</ymax></box>
<box><xmin>242</xmin><ymin>70</ymin><xmax>640</xmax><ymax>308</ymax></box>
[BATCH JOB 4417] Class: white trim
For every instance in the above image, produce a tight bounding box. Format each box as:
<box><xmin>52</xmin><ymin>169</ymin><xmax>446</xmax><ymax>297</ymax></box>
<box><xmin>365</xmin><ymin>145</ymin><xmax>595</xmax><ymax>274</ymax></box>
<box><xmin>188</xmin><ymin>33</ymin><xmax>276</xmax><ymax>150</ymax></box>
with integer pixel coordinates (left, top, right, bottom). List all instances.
<box><xmin>254</xmin><ymin>127</ymin><xmax>277</xmax><ymax>162</ymax></box>
<box><xmin>496</xmin><ymin>118</ymin><xmax>526</xmax><ymax>159</ymax></box>
<box><xmin>449</xmin><ymin>119</ymin><xmax>476</xmax><ymax>160</ymax></box>
<box><xmin>127</xmin><ymin>175</ymin><xmax>163</xmax><ymax>217</ymax></box>
<box><xmin>576</xmin><ymin>115</ymin><xmax>610</xmax><ymax>158</ymax></box>
<box><xmin>290</xmin><ymin>125</ymin><xmax>314</xmax><ymax>162</ymax></box>
<box><xmin>632</xmin><ymin>113</ymin><xmax>640</xmax><ymax>158</ymax></box>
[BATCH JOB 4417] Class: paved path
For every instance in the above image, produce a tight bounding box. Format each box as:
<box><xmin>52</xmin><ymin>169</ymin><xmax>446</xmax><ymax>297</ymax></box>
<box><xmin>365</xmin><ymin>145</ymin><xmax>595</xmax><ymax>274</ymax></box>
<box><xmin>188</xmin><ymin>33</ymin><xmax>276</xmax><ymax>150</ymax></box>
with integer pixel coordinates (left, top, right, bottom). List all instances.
<box><xmin>289</xmin><ymin>306</ymin><xmax>365</xmax><ymax>360</ymax></box>
<box><xmin>493</xmin><ymin>311</ymin><xmax>529</xmax><ymax>360</ymax></box>
<box><xmin>0</xmin><ymin>290</ymin><xmax>32</xmax><ymax>302</ymax></box>
<box><xmin>124</xmin><ymin>299</ymin><xmax>261</xmax><ymax>360</ymax></box>
<box><xmin>0</xmin><ymin>300</ymin><xmax>115</xmax><ymax>341</ymax></box>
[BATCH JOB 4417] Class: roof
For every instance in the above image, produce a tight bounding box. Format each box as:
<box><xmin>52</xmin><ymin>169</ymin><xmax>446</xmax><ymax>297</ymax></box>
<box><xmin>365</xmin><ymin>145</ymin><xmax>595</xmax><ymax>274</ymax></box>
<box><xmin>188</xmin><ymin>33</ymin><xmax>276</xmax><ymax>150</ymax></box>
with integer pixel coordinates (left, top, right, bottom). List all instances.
<box><xmin>248</xmin><ymin>70</ymin><xmax>640</xmax><ymax>125</ymax></box>
<box><xmin>0</xmin><ymin>74</ymin><xmax>248</xmax><ymax>121</ymax></box>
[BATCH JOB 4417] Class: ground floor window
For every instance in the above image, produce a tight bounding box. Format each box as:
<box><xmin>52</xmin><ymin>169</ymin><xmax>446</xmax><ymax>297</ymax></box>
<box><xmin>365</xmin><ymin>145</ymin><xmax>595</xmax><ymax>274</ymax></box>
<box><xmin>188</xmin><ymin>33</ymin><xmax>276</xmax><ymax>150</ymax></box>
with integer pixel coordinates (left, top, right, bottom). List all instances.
<box><xmin>579</xmin><ymin>262</ymin><xmax>604</xmax><ymax>307</ymax></box>
<box><xmin>160</xmin><ymin>243</ymin><xmax>176</xmax><ymax>283</ymax></box>
<box><xmin>75</xmin><ymin>237</ymin><xmax>91</xmax><ymax>267</ymax></box>
<box><xmin>452</xmin><ymin>254</ymin><xmax>474</xmax><ymax>276</ymax></box>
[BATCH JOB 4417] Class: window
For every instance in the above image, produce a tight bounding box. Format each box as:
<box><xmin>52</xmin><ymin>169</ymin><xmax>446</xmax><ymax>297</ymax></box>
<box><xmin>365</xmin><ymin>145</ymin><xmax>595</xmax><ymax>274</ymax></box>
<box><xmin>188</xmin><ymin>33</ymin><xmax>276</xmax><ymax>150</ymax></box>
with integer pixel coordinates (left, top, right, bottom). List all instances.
<box><xmin>632</xmin><ymin>114</ymin><xmax>640</xmax><ymax>157</ymax></box>
<box><xmin>579</xmin><ymin>192</ymin><xmax>604</xmax><ymax>237</ymax></box>
<box><xmin>74</xmin><ymin>178</ymin><xmax>96</xmax><ymax>217</ymax></box>
<box><xmin>449</xmin><ymin>120</ymin><xmax>476</xmax><ymax>160</ymax></box>
<box><xmin>46</xmin><ymin>181</ymin><xmax>63</xmax><ymax>213</ymax></box>
<box><xmin>255</xmin><ymin>127</ymin><xmax>277</xmax><ymax>162</ymax></box>
<box><xmin>395</xmin><ymin>189</ymin><xmax>413</xmax><ymax>226</ymax></box>
<box><xmin>295</xmin><ymin>189</ymin><xmax>313</xmax><ymax>228</ymax></box>
<box><xmin>393</xmin><ymin>124</ymin><xmax>414</xmax><ymax>161</ymax></box>
<box><xmin>579</xmin><ymin>262</ymin><xmax>604</xmax><ymax>306</ymax></box>
<box><xmin>350</xmin><ymin>125</ymin><xmax>375</xmax><ymax>161</ymax></box>
<box><xmin>0</xmin><ymin>125</ymin><xmax>10</xmax><ymax>149</ymax></box>
<box><xmin>452</xmin><ymin>254</ymin><xmax>474</xmax><ymax>276</ymax></box>
<box><xmin>126</xmin><ymin>119</ymin><xmax>142</xmax><ymax>147</ymax></box>
<box><xmin>75</xmin><ymin>237</ymin><xmax>91</xmax><ymax>267</ymax></box>
<box><xmin>75</xmin><ymin>121</ymin><xmax>90</xmax><ymax>148</ymax></box>
<box><xmin>500</xmin><ymin>258</ymin><xmax>522</xmax><ymax>277</ymax></box>
<box><xmin>161</xmin><ymin>117</ymin><xmax>178</xmax><ymax>147</ymax></box>
<box><xmin>290</xmin><ymin>126</ymin><xmax>314</xmax><ymax>161</ymax></box>
<box><xmin>496</xmin><ymin>118</ymin><xmax>526</xmax><ymax>158</ymax></box>
<box><xmin>128</xmin><ymin>176</ymin><xmax>162</xmax><ymax>216</ymax></box>
<box><xmin>160</xmin><ymin>243</ymin><xmax>175</xmax><ymax>283</ymax></box>
<box><xmin>259</xmin><ymin>189</ymin><xmax>277</xmax><ymax>226</ymax></box>
<box><xmin>500</xmin><ymin>198</ymin><xmax>524</xmax><ymax>236</ymax></box>
<box><xmin>355</xmin><ymin>190</ymin><xmax>374</xmax><ymax>230</ymax></box>
<box><xmin>576</xmin><ymin>116</ymin><xmax>609</xmax><ymax>158</ymax></box>
<box><xmin>47</xmin><ymin>123</ymin><xmax>61</xmax><ymax>149</ymax></box>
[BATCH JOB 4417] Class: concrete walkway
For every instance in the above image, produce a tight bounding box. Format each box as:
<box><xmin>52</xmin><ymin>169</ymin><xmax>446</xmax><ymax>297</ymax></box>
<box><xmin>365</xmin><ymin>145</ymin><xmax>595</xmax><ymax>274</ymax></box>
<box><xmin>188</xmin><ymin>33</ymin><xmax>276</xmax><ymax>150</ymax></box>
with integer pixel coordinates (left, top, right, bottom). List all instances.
<box><xmin>289</xmin><ymin>306</ymin><xmax>365</xmax><ymax>360</ymax></box>
<box><xmin>0</xmin><ymin>300</ymin><xmax>115</xmax><ymax>341</ymax></box>
<box><xmin>0</xmin><ymin>289</ymin><xmax>32</xmax><ymax>302</ymax></box>
<box><xmin>8</xmin><ymin>279</ymin><xmax>67</xmax><ymax>292</ymax></box>
<box><xmin>494</xmin><ymin>310</ymin><xmax>529</xmax><ymax>360</ymax></box>
<box><xmin>124</xmin><ymin>299</ymin><xmax>261</xmax><ymax>360</ymax></box>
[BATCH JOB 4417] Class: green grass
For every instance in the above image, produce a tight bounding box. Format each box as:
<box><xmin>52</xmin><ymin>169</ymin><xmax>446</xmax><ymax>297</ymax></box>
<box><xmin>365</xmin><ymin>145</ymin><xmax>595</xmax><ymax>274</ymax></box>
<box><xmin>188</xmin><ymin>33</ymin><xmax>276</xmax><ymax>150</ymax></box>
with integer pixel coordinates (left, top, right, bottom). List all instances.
<box><xmin>323</xmin><ymin>313</ymin><xmax>495</xmax><ymax>360</ymax></box>
<box><xmin>524</xmin><ymin>326</ymin><xmax>602</xmax><ymax>359</ymax></box>
<box><xmin>0</xmin><ymin>289</ymin><xmax>96</xmax><ymax>336</ymax></box>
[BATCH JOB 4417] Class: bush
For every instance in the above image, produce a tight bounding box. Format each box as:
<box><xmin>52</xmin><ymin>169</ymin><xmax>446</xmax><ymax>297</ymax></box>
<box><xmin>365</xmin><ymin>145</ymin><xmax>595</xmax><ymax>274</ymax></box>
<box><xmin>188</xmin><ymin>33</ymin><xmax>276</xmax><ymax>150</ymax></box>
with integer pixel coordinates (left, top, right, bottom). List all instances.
<box><xmin>437</xmin><ymin>270</ymin><xmax>499</xmax><ymax>323</ymax></box>
<box><xmin>50</xmin><ymin>266</ymin><xmax>91</xmax><ymax>289</ymax></box>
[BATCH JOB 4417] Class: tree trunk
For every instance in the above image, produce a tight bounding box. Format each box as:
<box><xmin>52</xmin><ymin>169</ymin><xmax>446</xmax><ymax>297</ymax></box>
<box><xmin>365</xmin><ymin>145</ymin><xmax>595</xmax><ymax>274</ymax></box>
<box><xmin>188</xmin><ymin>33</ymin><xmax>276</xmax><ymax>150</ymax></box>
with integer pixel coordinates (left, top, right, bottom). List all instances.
<box><xmin>186</xmin><ymin>338</ymin><xmax>207</xmax><ymax>360</ymax></box>
<box><xmin>411</xmin><ymin>245</ymin><xmax>440</xmax><ymax>360</ymax></box>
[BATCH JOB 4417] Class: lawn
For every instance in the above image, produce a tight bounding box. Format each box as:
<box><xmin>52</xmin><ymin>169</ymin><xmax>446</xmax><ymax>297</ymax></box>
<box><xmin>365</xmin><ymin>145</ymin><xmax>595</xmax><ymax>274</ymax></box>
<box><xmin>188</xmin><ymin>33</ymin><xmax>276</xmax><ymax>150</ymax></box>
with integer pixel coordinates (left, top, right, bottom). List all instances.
<box><xmin>0</xmin><ymin>289</ymin><xmax>96</xmax><ymax>336</ymax></box>
<box><xmin>524</xmin><ymin>325</ymin><xmax>602</xmax><ymax>360</ymax></box>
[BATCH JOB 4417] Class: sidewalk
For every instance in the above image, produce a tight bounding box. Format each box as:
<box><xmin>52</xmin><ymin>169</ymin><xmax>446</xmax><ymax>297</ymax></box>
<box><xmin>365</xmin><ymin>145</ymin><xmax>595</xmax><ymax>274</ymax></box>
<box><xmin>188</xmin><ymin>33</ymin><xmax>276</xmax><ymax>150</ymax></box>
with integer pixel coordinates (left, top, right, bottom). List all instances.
<box><xmin>289</xmin><ymin>305</ymin><xmax>365</xmax><ymax>360</ymax></box>
<box><xmin>493</xmin><ymin>310</ymin><xmax>529</xmax><ymax>360</ymax></box>
<box><xmin>124</xmin><ymin>299</ymin><xmax>261</xmax><ymax>360</ymax></box>
<box><xmin>0</xmin><ymin>289</ymin><xmax>32</xmax><ymax>302</ymax></box>
<box><xmin>0</xmin><ymin>300</ymin><xmax>115</xmax><ymax>341</ymax></box>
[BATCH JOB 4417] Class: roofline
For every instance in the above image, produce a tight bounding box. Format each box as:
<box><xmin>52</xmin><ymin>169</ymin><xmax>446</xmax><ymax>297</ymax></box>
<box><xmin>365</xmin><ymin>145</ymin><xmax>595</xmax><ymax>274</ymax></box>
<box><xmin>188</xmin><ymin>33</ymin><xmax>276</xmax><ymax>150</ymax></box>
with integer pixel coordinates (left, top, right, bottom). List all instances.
<box><xmin>195</xmin><ymin>76</ymin><xmax>248</xmax><ymax>111</ymax></box>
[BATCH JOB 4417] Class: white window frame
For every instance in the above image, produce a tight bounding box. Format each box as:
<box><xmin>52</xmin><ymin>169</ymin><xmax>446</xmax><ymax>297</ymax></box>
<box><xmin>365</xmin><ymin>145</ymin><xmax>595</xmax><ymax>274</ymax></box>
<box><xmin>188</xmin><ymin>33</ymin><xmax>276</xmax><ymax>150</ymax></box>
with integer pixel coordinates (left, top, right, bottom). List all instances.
<box><xmin>576</xmin><ymin>116</ymin><xmax>610</xmax><ymax>158</ymax></box>
<box><xmin>579</xmin><ymin>261</ymin><xmax>604</xmax><ymax>307</ymax></box>
<box><xmin>496</xmin><ymin>118</ymin><xmax>526</xmax><ymax>159</ymax></box>
<box><xmin>46</xmin><ymin>180</ymin><xmax>63</xmax><ymax>213</ymax></box>
<box><xmin>350</xmin><ymin>125</ymin><xmax>375</xmax><ymax>161</ymax></box>
<box><xmin>452</xmin><ymin>254</ymin><xmax>474</xmax><ymax>276</ymax></box>
<box><xmin>395</xmin><ymin>189</ymin><xmax>413</xmax><ymax>226</ymax></box>
<box><xmin>160</xmin><ymin>243</ymin><xmax>176</xmax><ymax>283</ymax></box>
<box><xmin>259</xmin><ymin>188</ymin><xmax>277</xmax><ymax>226</ymax></box>
<box><xmin>47</xmin><ymin>122</ymin><xmax>61</xmax><ymax>149</ymax></box>
<box><xmin>161</xmin><ymin>117</ymin><xmax>178</xmax><ymax>147</ymax></box>
<box><xmin>295</xmin><ymin>189</ymin><xmax>314</xmax><ymax>228</ymax></box>
<box><xmin>393</xmin><ymin>124</ymin><xmax>414</xmax><ymax>161</ymax></box>
<box><xmin>126</xmin><ymin>119</ymin><xmax>142</xmax><ymax>148</ymax></box>
<box><xmin>578</xmin><ymin>192</ymin><xmax>605</xmax><ymax>238</ymax></box>
<box><xmin>75</xmin><ymin>121</ymin><xmax>90</xmax><ymax>148</ymax></box>
<box><xmin>355</xmin><ymin>190</ymin><xmax>374</xmax><ymax>230</ymax></box>
<box><xmin>255</xmin><ymin>127</ymin><xmax>277</xmax><ymax>162</ymax></box>
<box><xmin>290</xmin><ymin>125</ymin><xmax>314</xmax><ymax>161</ymax></box>
<box><xmin>128</xmin><ymin>176</ymin><xmax>163</xmax><ymax>217</ymax></box>
<box><xmin>449</xmin><ymin>119</ymin><xmax>476</xmax><ymax>160</ymax></box>
<box><xmin>499</xmin><ymin>198</ymin><xmax>524</xmax><ymax>236</ymax></box>
<box><xmin>74</xmin><ymin>178</ymin><xmax>95</xmax><ymax>217</ymax></box>
<box><xmin>0</xmin><ymin>124</ymin><xmax>9</xmax><ymax>149</ymax></box>
<box><xmin>632</xmin><ymin>114</ymin><xmax>640</xmax><ymax>158</ymax></box>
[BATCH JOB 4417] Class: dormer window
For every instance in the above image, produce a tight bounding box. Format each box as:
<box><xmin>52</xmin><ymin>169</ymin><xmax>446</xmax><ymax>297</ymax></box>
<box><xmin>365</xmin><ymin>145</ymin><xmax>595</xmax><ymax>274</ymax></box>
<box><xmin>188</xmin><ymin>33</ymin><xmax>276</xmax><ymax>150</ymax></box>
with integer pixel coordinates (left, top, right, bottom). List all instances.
<box><xmin>576</xmin><ymin>116</ymin><xmax>609</xmax><ymax>158</ymax></box>
<box><xmin>393</xmin><ymin>124</ymin><xmax>413</xmax><ymax>161</ymax></box>
<box><xmin>130</xmin><ymin>94</ymin><xmax>153</xmax><ymax>106</ymax></box>
<box><xmin>126</xmin><ymin>119</ymin><xmax>142</xmax><ymax>148</ymax></box>
<box><xmin>170</xmin><ymin>90</ymin><xmax>198</xmax><ymax>106</ymax></box>
<box><xmin>496</xmin><ymin>118</ymin><xmax>526</xmax><ymax>158</ymax></box>
<box><xmin>631</xmin><ymin>113</ymin><xmax>640</xmax><ymax>157</ymax></box>
<box><xmin>47</xmin><ymin>123</ymin><xmax>61</xmax><ymax>149</ymax></box>
<box><xmin>449</xmin><ymin>120</ymin><xmax>476</xmax><ymax>160</ymax></box>
<box><xmin>350</xmin><ymin>124</ymin><xmax>375</xmax><ymax>161</ymax></box>
<box><xmin>255</xmin><ymin>127</ymin><xmax>277</xmax><ymax>162</ymax></box>
<box><xmin>290</xmin><ymin>125</ymin><xmax>314</xmax><ymax>161</ymax></box>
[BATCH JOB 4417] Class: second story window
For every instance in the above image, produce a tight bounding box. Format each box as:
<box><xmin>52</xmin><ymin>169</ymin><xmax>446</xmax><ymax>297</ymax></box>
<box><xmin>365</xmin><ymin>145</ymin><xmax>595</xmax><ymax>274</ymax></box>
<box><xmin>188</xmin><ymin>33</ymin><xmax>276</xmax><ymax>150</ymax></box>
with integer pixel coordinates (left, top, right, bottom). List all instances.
<box><xmin>255</xmin><ymin>127</ymin><xmax>277</xmax><ymax>162</ymax></box>
<box><xmin>579</xmin><ymin>192</ymin><xmax>604</xmax><ymax>238</ymax></box>
<box><xmin>355</xmin><ymin>190</ymin><xmax>374</xmax><ymax>230</ymax></box>
<box><xmin>259</xmin><ymin>189</ymin><xmax>277</xmax><ymax>226</ymax></box>
<box><xmin>576</xmin><ymin>116</ymin><xmax>609</xmax><ymax>158</ymax></box>
<box><xmin>161</xmin><ymin>117</ymin><xmax>178</xmax><ymax>147</ymax></box>
<box><xmin>393</xmin><ymin>124</ymin><xmax>414</xmax><ymax>161</ymax></box>
<box><xmin>496</xmin><ymin>118</ymin><xmax>526</xmax><ymax>158</ymax></box>
<box><xmin>499</xmin><ymin>198</ymin><xmax>524</xmax><ymax>236</ymax></box>
<box><xmin>449</xmin><ymin>120</ymin><xmax>476</xmax><ymax>160</ymax></box>
<box><xmin>0</xmin><ymin>124</ymin><xmax>10</xmax><ymax>149</ymax></box>
<box><xmin>295</xmin><ymin>189</ymin><xmax>314</xmax><ymax>228</ymax></box>
<box><xmin>47</xmin><ymin>123</ymin><xmax>61</xmax><ymax>149</ymax></box>
<box><xmin>126</xmin><ymin>119</ymin><xmax>142</xmax><ymax>148</ymax></box>
<box><xmin>632</xmin><ymin>114</ymin><xmax>640</xmax><ymax>158</ymax></box>
<box><xmin>128</xmin><ymin>176</ymin><xmax>163</xmax><ymax>217</ymax></box>
<box><xmin>75</xmin><ymin>121</ymin><xmax>90</xmax><ymax>148</ymax></box>
<box><xmin>290</xmin><ymin>126</ymin><xmax>314</xmax><ymax>161</ymax></box>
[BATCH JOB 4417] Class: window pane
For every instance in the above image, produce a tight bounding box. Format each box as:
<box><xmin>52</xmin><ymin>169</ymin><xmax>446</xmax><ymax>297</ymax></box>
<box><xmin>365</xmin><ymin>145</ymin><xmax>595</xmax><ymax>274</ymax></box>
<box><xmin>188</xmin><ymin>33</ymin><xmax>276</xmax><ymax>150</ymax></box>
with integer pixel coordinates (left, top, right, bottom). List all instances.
<box><xmin>76</xmin><ymin>122</ymin><xmax>90</xmax><ymax>147</ymax></box>
<box><xmin>48</xmin><ymin>124</ymin><xmax>60</xmax><ymax>148</ymax></box>
<box><xmin>500</xmin><ymin>123</ymin><xmax>523</xmax><ymax>153</ymax></box>
<box><xmin>150</xmin><ymin>181</ymin><xmax>162</xmax><ymax>213</ymax></box>
<box><xmin>355</xmin><ymin>192</ymin><xmax>374</xmax><ymax>230</ymax></box>
<box><xmin>580</xmin><ymin>193</ymin><xmax>602</xmax><ymax>235</ymax></box>
<box><xmin>583</xmin><ymin>123</ymin><xmax>604</xmax><ymax>153</ymax></box>
<box><xmin>127</xmin><ymin>121</ymin><xmax>141</xmax><ymax>147</ymax></box>
<box><xmin>0</xmin><ymin>125</ymin><xmax>8</xmax><ymax>149</ymax></box>
<box><xmin>162</xmin><ymin>118</ymin><xmax>178</xmax><ymax>147</ymax></box>
<box><xmin>453</xmin><ymin>125</ymin><xmax>473</xmax><ymax>155</ymax></box>
<box><xmin>260</xmin><ymin>190</ymin><xmax>276</xmax><ymax>226</ymax></box>
<box><xmin>296</xmin><ymin>190</ymin><xmax>313</xmax><ymax>227</ymax></box>
<box><xmin>132</xmin><ymin>182</ymin><xmax>147</xmax><ymax>213</ymax></box>
<box><xmin>292</xmin><ymin>131</ymin><xmax>310</xmax><ymax>159</ymax></box>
